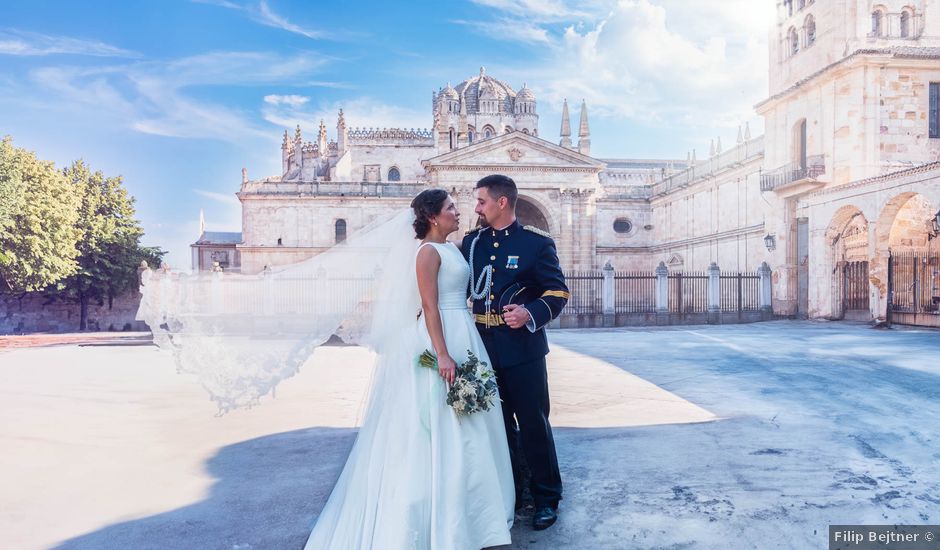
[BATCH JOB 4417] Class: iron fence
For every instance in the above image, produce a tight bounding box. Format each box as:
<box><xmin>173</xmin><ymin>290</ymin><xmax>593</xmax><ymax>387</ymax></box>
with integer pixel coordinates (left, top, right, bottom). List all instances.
<box><xmin>668</xmin><ymin>272</ymin><xmax>709</xmax><ymax>313</ymax></box>
<box><xmin>760</xmin><ymin>155</ymin><xmax>825</xmax><ymax>191</ymax></box>
<box><xmin>720</xmin><ymin>273</ymin><xmax>760</xmax><ymax>313</ymax></box>
<box><xmin>842</xmin><ymin>261</ymin><xmax>870</xmax><ymax>312</ymax></box>
<box><xmin>889</xmin><ymin>251</ymin><xmax>940</xmax><ymax>314</ymax></box>
<box><xmin>566</xmin><ymin>271</ymin><xmax>604</xmax><ymax>315</ymax></box>
<box><xmin>614</xmin><ymin>272</ymin><xmax>657</xmax><ymax>313</ymax></box>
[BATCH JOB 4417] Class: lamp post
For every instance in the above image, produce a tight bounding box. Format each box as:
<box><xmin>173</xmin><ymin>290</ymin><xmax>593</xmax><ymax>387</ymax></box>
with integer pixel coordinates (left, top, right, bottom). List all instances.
<box><xmin>764</xmin><ymin>233</ymin><xmax>777</xmax><ymax>252</ymax></box>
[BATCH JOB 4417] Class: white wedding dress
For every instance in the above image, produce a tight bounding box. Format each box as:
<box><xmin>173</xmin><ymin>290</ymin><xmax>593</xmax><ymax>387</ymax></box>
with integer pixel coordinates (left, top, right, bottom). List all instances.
<box><xmin>304</xmin><ymin>241</ymin><xmax>515</xmax><ymax>550</ymax></box>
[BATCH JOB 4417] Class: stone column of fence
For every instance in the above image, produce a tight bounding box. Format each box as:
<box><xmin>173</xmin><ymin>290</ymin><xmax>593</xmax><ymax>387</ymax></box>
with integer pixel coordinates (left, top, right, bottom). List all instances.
<box><xmin>758</xmin><ymin>261</ymin><xmax>773</xmax><ymax>318</ymax></box>
<box><xmin>707</xmin><ymin>262</ymin><xmax>721</xmax><ymax>324</ymax></box>
<box><xmin>655</xmin><ymin>261</ymin><xmax>669</xmax><ymax>313</ymax></box>
<box><xmin>602</xmin><ymin>260</ymin><xmax>615</xmax><ymax>327</ymax></box>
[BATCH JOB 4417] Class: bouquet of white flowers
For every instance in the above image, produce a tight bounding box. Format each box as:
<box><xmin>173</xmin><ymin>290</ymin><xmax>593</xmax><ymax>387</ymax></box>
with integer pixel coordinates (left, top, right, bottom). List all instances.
<box><xmin>418</xmin><ymin>349</ymin><xmax>499</xmax><ymax>416</ymax></box>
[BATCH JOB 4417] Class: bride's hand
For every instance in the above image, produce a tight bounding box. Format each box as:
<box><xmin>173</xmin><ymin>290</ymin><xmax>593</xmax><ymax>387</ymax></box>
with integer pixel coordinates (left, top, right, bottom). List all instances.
<box><xmin>437</xmin><ymin>355</ymin><xmax>457</xmax><ymax>385</ymax></box>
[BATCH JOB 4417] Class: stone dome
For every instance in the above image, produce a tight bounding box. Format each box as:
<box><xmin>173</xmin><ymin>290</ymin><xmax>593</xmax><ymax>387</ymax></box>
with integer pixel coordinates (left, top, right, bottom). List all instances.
<box><xmin>453</xmin><ymin>67</ymin><xmax>517</xmax><ymax>114</ymax></box>
<box><xmin>440</xmin><ymin>82</ymin><xmax>458</xmax><ymax>100</ymax></box>
<box><xmin>517</xmin><ymin>83</ymin><xmax>535</xmax><ymax>102</ymax></box>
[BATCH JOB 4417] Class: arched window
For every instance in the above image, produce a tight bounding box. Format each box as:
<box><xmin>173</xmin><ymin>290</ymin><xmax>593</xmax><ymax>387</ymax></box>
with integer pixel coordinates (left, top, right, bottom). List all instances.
<box><xmin>448</xmin><ymin>128</ymin><xmax>456</xmax><ymax>150</ymax></box>
<box><xmin>792</xmin><ymin>118</ymin><xmax>807</xmax><ymax>168</ymax></box>
<box><xmin>335</xmin><ymin>219</ymin><xmax>347</xmax><ymax>244</ymax></box>
<box><xmin>522</xmin><ymin>128</ymin><xmax>530</xmax><ymax>135</ymax></box>
<box><xmin>797</xmin><ymin>0</ymin><xmax>805</xmax><ymax>9</ymax></box>
<box><xmin>504</xmin><ymin>126</ymin><xmax>513</xmax><ymax>134</ymax></box>
<box><xmin>468</xmin><ymin>127</ymin><xmax>475</xmax><ymax>144</ymax></box>
<box><xmin>788</xmin><ymin>27</ymin><xmax>799</xmax><ymax>55</ymax></box>
<box><xmin>871</xmin><ymin>10</ymin><xmax>883</xmax><ymax>36</ymax></box>
<box><xmin>482</xmin><ymin>125</ymin><xmax>495</xmax><ymax>139</ymax></box>
<box><xmin>387</xmin><ymin>167</ymin><xmax>401</xmax><ymax>181</ymax></box>
<box><xmin>784</xmin><ymin>0</ymin><xmax>793</xmax><ymax>16</ymax></box>
<box><xmin>805</xmin><ymin>15</ymin><xmax>816</xmax><ymax>46</ymax></box>
<box><xmin>900</xmin><ymin>10</ymin><xmax>911</xmax><ymax>38</ymax></box>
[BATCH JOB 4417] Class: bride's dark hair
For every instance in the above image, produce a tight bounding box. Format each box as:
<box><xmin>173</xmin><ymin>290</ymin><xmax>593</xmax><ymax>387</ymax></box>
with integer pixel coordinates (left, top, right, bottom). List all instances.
<box><xmin>410</xmin><ymin>188</ymin><xmax>449</xmax><ymax>239</ymax></box>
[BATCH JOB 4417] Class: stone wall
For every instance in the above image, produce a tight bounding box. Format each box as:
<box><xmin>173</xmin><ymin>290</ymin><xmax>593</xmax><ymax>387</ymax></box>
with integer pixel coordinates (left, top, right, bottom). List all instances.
<box><xmin>0</xmin><ymin>291</ymin><xmax>146</xmax><ymax>334</ymax></box>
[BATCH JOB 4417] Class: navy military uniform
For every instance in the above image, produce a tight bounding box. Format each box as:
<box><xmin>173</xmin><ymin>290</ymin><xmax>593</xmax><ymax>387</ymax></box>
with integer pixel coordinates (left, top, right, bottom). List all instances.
<box><xmin>461</xmin><ymin>220</ymin><xmax>569</xmax><ymax>510</ymax></box>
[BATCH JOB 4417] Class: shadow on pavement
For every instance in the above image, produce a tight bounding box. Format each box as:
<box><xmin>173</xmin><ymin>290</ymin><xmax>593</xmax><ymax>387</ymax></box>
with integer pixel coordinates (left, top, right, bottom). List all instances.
<box><xmin>54</xmin><ymin>427</ymin><xmax>356</xmax><ymax>550</ymax></box>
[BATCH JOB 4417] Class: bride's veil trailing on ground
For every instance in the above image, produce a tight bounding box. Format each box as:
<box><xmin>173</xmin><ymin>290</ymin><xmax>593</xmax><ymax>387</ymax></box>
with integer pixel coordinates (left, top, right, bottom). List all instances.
<box><xmin>137</xmin><ymin>209</ymin><xmax>422</xmax><ymax>413</ymax></box>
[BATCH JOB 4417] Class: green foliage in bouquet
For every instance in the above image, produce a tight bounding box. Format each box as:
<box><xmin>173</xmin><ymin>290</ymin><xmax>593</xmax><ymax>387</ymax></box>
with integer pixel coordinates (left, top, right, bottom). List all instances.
<box><xmin>417</xmin><ymin>349</ymin><xmax>499</xmax><ymax>416</ymax></box>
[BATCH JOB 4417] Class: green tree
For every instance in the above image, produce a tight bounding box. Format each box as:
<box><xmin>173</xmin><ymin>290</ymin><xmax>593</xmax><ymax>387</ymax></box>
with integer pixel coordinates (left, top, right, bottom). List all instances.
<box><xmin>0</xmin><ymin>136</ymin><xmax>81</xmax><ymax>291</ymax></box>
<box><xmin>53</xmin><ymin>160</ymin><xmax>164</xmax><ymax>330</ymax></box>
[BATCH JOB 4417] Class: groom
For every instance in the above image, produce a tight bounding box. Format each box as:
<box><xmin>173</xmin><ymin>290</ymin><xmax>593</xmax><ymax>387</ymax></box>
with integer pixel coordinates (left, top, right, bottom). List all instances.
<box><xmin>461</xmin><ymin>174</ymin><xmax>569</xmax><ymax>531</ymax></box>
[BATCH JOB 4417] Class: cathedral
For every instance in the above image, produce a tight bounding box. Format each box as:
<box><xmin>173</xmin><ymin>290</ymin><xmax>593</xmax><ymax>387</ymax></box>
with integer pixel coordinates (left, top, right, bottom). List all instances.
<box><xmin>194</xmin><ymin>0</ymin><xmax>940</xmax><ymax>326</ymax></box>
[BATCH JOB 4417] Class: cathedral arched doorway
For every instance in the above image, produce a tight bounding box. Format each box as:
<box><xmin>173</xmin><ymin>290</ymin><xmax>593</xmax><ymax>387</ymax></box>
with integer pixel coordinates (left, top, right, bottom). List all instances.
<box><xmin>516</xmin><ymin>197</ymin><xmax>550</xmax><ymax>232</ymax></box>
<box><xmin>825</xmin><ymin>205</ymin><xmax>870</xmax><ymax>319</ymax></box>
<box><xmin>873</xmin><ymin>192</ymin><xmax>939</xmax><ymax>322</ymax></box>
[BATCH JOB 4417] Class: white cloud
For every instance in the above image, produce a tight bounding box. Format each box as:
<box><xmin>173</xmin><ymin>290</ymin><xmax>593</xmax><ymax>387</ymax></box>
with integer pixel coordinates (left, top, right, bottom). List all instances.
<box><xmin>477</xmin><ymin>0</ymin><xmax>771</xmax><ymax>132</ymax></box>
<box><xmin>0</xmin><ymin>30</ymin><xmax>139</xmax><ymax>57</ymax></box>
<box><xmin>468</xmin><ymin>0</ymin><xmax>599</xmax><ymax>20</ymax></box>
<box><xmin>28</xmin><ymin>51</ymin><xmax>329</xmax><ymax>143</ymax></box>
<box><xmin>191</xmin><ymin>0</ymin><xmax>328</xmax><ymax>40</ymax></box>
<box><xmin>195</xmin><ymin>189</ymin><xmax>241</xmax><ymax>207</ymax></box>
<box><xmin>257</xmin><ymin>0</ymin><xmax>325</xmax><ymax>39</ymax></box>
<box><xmin>263</xmin><ymin>94</ymin><xmax>310</xmax><ymax>107</ymax></box>
<box><xmin>262</xmin><ymin>96</ymin><xmax>430</xmax><ymax>133</ymax></box>
<box><xmin>451</xmin><ymin>18</ymin><xmax>551</xmax><ymax>44</ymax></box>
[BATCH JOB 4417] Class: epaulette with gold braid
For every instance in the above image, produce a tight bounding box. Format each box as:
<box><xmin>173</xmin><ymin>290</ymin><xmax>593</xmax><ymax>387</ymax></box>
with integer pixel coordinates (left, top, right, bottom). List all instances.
<box><xmin>523</xmin><ymin>225</ymin><xmax>551</xmax><ymax>238</ymax></box>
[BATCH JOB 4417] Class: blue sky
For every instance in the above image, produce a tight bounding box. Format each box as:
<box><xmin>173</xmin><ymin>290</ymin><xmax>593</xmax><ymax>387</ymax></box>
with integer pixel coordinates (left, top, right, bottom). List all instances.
<box><xmin>1</xmin><ymin>0</ymin><xmax>773</xmax><ymax>268</ymax></box>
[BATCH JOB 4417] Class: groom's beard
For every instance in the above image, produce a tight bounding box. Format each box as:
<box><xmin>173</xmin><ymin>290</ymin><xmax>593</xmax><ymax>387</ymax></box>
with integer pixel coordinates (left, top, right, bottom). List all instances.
<box><xmin>475</xmin><ymin>216</ymin><xmax>486</xmax><ymax>228</ymax></box>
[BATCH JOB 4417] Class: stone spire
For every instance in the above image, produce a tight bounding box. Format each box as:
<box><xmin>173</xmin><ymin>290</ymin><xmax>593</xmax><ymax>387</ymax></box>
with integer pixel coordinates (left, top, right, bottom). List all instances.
<box><xmin>199</xmin><ymin>209</ymin><xmax>205</xmax><ymax>235</ymax></box>
<box><xmin>578</xmin><ymin>99</ymin><xmax>590</xmax><ymax>137</ymax></box>
<box><xmin>559</xmin><ymin>98</ymin><xmax>572</xmax><ymax>149</ymax></box>
<box><xmin>709</xmin><ymin>139</ymin><xmax>715</xmax><ymax>157</ymax></box>
<box><xmin>577</xmin><ymin>99</ymin><xmax>591</xmax><ymax>156</ymax></box>
<box><xmin>737</xmin><ymin>125</ymin><xmax>744</xmax><ymax>144</ymax></box>
<box><xmin>282</xmin><ymin>129</ymin><xmax>292</xmax><ymax>175</ymax></box>
<box><xmin>716</xmin><ymin>136</ymin><xmax>722</xmax><ymax>154</ymax></box>
<box><xmin>337</xmin><ymin>109</ymin><xmax>347</xmax><ymax>153</ymax></box>
<box><xmin>318</xmin><ymin>119</ymin><xmax>328</xmax><ymax>152</ymax></box>
<box><xmin>744</xmin><ymin>122</ymin><xmax>751</xmax><ymax>140</ymax></box>
<box><xmin>293</xmin><ymin>124</ymin><xmax>302</xmax><ymax>148</ymax></box>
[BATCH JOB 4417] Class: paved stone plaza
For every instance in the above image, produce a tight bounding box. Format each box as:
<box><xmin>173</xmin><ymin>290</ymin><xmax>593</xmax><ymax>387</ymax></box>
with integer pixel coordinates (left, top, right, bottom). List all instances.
<box><xmin>2</xmin><ymin>321</ymin><xmax>938</xmax><ymax>549</ymax></box>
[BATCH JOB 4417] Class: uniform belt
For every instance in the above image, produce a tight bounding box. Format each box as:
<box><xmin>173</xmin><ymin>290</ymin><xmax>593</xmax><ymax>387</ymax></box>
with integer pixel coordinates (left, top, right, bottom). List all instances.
<box><xmin>474</xmin><ymin>313</ymin><xmax>506</xmax><ymax>327</ymax></box>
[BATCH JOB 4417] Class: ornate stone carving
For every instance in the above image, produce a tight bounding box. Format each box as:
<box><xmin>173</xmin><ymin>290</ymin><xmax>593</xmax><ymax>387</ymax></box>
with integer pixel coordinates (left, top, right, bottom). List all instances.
<box><xmin>507</xmin><ymin>147</ymin><xmax>524</xmax><ymax>162</ymax></box>
<box><xmin>348</xmin><ymin>127</ymin><xmax>433</xmax><ymax>142</ymax></box>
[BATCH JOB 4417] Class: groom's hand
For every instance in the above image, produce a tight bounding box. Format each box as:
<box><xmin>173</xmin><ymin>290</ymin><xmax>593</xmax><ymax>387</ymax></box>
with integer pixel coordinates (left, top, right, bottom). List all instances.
<box><xmin>501</xmin><ymin>304</ymin><xmax>531</xmax><ymax>329</ymax></box>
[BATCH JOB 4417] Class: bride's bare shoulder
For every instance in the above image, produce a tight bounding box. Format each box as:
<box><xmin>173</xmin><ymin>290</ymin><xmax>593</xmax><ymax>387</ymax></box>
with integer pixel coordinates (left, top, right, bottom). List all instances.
<box><xmin>416</xmin><ymin>241</ymin><xmax>441</xmax><ymax>261</ymax></box>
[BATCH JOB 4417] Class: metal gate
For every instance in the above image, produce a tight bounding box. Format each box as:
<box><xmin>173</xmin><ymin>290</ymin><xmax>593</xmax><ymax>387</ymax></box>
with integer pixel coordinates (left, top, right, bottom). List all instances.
<box><xmin>841</xmin><ymin>260</ymin><xmax>870</xmax><ymax>317</ymax></box>
<box><xmin>797</xmin><ymin>218</ymin><xmax>809</xmax><ymax>318</ymax></box>
<box><xmin>888</xmin><ymin>250</ymin><xmax>940</xmax><ymax>327</ymax></box>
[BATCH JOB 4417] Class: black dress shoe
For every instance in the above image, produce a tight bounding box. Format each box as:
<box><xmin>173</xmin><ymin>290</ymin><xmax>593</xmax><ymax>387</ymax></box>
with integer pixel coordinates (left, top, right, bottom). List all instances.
<box><xmin>532</xmin><ymin>506</ymin><xmax>557</xmax><ymax>530</ymax></box>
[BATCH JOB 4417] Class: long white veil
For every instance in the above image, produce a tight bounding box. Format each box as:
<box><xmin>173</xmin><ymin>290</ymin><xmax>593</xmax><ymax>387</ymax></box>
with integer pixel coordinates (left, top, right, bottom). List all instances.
<box><xmin>137</xmin><ymin>209</ymin><xmax>421</xmax><ymax>412</ymax></box>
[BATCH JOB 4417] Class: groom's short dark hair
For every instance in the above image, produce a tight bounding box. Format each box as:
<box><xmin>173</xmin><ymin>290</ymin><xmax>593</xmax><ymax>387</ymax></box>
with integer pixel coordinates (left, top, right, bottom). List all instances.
<box><xmin>475</xmin><ymin>174</ymin><xmax>518</xmax><ymax>209</ymax></box>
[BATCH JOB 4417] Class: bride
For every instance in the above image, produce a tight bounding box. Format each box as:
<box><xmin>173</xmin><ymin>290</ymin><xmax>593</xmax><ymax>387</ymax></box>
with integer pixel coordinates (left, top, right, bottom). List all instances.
<box><xmin>303</xmin><ymin>189</ymin><xmax>514</xmax><ymax>549</ymax></box>
<box><xmin>138</xmin><ymin>189</ymin><xmax>514</xmax><ymax>549</ymax></box>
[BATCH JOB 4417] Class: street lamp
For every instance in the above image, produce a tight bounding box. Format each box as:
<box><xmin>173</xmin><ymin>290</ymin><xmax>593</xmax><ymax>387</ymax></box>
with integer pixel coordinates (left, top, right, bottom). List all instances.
<box><xmin>931</xmin><ymin>210</ymin><xmax>940</xmax><ymax>239</ymax></box>
<box><xmin>764</xmin><ymin>233</ymin><xmax>777</xmax><ymax>252</ymax></box>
